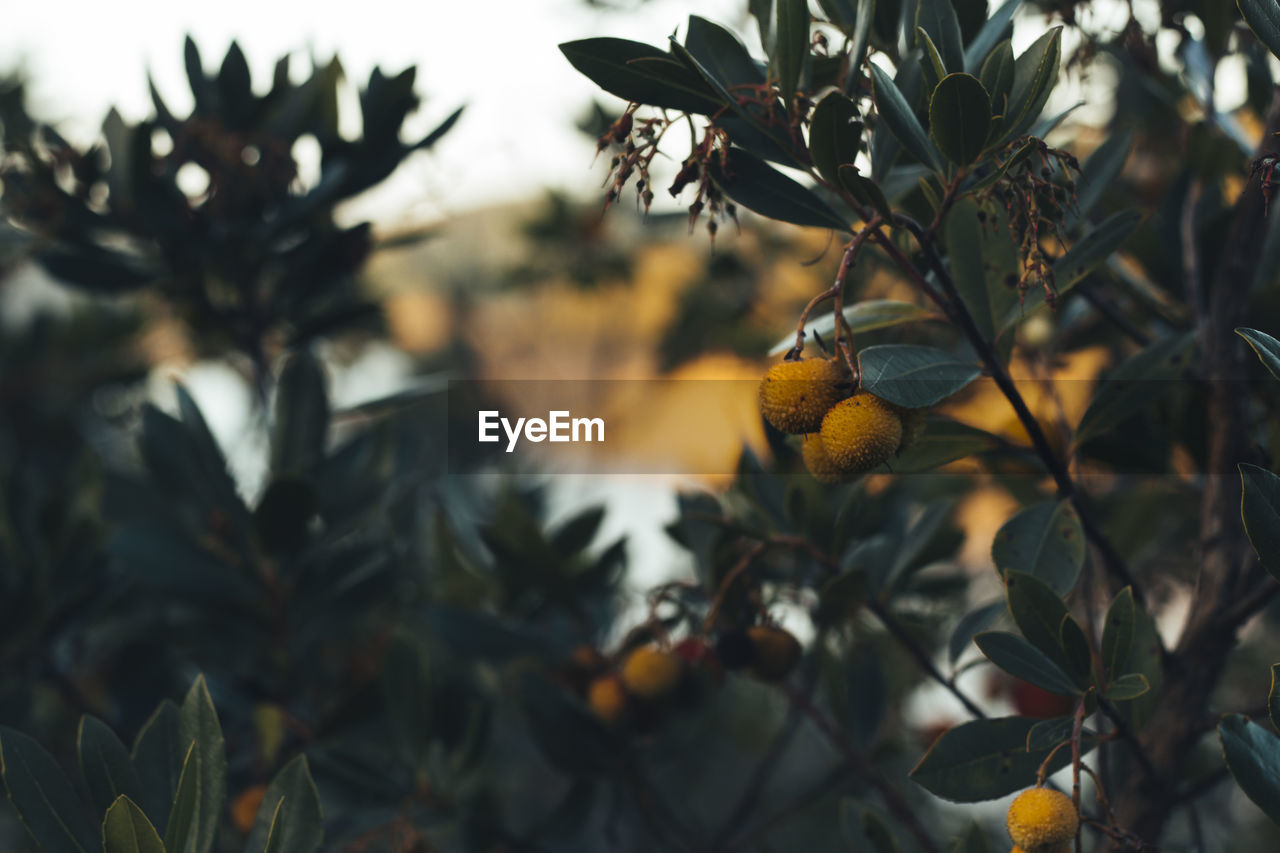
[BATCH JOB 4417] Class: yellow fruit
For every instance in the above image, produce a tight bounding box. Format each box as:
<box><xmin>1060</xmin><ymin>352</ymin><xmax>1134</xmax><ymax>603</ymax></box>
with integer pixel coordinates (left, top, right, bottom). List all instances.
<box><xmin>802</xmin><ymin>434</ymin><xmax>848</xmax><ymax>483</ymax></box>
<box><xmin>620</xmin><ymin>645</ymin><xmax>684</xmax><ymax>700</ymax></box>
<box><xmin>746</xmin><ymin>625</ymin><xmax>802</xmax><ymax>681</ymax></box>
<box><xmin>1006</xmin><ymin>787</ymin><xmax>1078</xmax><ymax>851</ymax></box>
<box><xmin>587</xmin><ymin>675</ymin><xmax>628</xmax><ymax>725</ymax></box>
<box><xmin>1010</xmin><ymin>846</ymin><xmax>1071</xmax><ymax>853</ymax></box>
<box><xmin>758</xmin><ymin>358</ymin><xmax>847</xmax><ymax>434</ymax></box>
<box><xmin>819</xmin><ymin>392</ymin><xmax>903</xmax><ymax>474</ymax></box>
<box><xmin>231</xmin><ymin>784</ymin><xmax>267</xmax><ymax>834</ymax></box>
<box><xmin>896</xmin><ymin>406</ymin><xmax>927</xmax><ymax>454</ymax></box>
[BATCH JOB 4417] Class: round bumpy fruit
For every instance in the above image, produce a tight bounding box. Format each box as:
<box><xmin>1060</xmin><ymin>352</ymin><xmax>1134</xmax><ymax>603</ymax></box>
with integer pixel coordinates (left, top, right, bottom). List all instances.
<box><xmin>1010</xmin><ymin>846</ymin><xmax>1071</xmax><ymax>853</ymax></box>
<box><xmin>620</xmin><ymin>645</ymin><xmax>684</xmax><ymax>701</ymax></box>
<box><xmin>819</xmin><ymin>392</ymin><xmax>903</xmax><ymax>474</ymax></box>
<box><xmin>802</xmin><ymin>433</ymin><xmax>848</xmax><ymax>483</ymax></box>
<box><xmin>1006</xmin><ymin>787</ymin><xmax>1078</xmax><ymax>851</ymax></box>
<box><xmin>746</xmin><ymin>625</ymin><xmax>802</xmax><ymax>681</ymax></box>
<box><xmin>758</xmin><ymin>358</ymin><xmax>847</xmax><ymax>435</ymax></box>
<box><xmin>587</xmin><ymin>675</ymin><xmax>628</xmax><ymax>726</ymax></box>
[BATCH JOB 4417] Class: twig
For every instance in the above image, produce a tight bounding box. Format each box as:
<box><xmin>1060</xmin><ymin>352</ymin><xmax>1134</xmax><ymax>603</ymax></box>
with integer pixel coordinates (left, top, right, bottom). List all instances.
<box><xmin>866</xmin><ymin>599</ymin><xmax>988</xmax><ymax>720</ymax></box>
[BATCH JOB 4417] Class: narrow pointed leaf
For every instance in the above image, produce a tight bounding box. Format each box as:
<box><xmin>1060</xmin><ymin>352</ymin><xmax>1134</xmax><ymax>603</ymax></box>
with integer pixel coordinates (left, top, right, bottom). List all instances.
<box><xmin>175</xmin><ymin>677</ymin><xmax>225</xmax><ymax>853</ymax></box>
<box><xmin>103</xmin><ymin>796</ymin><xmax>165</xmax><ymax>853</ymax></box>
<box><xmin>163</xmin><ymin>744</ymin><xmax>199</xmax><ymax>853</ymax></box>
<box><xmin>558</xmin><ymin>39</ymin><xmax>722</xmax><ymax>114</ymax></box>
<box><xmin>1068</xmin><ymin>130</ymin><xmax>1132</xmax><ymax>230</ymax></box>
<box><xmin>870</xmin><ymin>63</ymin><xmax>943</xmax><ymax>172</ymax></box>
<box><xmin>1237</xmin><ymin>327</ymin><xmax>1280</xmax><ymax>381</ymax></box>
<box><xmin>916</xmin><ymin>0</ymin><xmax>965</xmax><ymax>72</ymax></box>
<box><xmin>975</xmin><ymin>631</ymin><xmax>1081</xmax><ymax>696</ymax></box>
<box><xmin>707</xmin><ymin>147</ymin><xmax>851</xmax><ymax>231</ymax></box>
<box><xmin>1100</xmin><ymin>588</ymin><xmax>1135</xmax><ymax>683</ymax></box>
<box><xmin>79</xmin><ymin>717</ymin><xmax>144</xmax><ymax>823</ymax></box>
<box><xmin>1003</xmin><ymin>570</ymin><xmax>1074</xmax><ymax>677</ymax></box>
<box><xmin>775</xmin><ymin>0</ymin><xmax>810</xmax><ymax>105</ymax></box>
<box><xmin>131</xmin><ymin>701</ymin><xmax>181</xmax><ymax>834</ymax></box>
<box><xmin>1000</xmin><ymin>27</ymin><xmax>1061</xmax><ymax>142</ymax></box>
<box><xmin>1242</xmin><ymin>463</ymin><xmax>1280</xmax><ymax>580</ymax></box>
<box><xmin>1220</xmin><ymin>714</ymin><xmax>1280</xmax><ymax>825</ymax></box>
<box><xmin>980</xmin><ymin>40</ymin><xmax>1015</xmax><ymax>116</ymax></box>
<box><xmin>964</xmin><ymin>0</ymin><xmax>1022</xmax><ymax>72</ymax></box>
<box><xmin>0</xmin><ymin>727</ymin><xmax>99</xmax><ymax>853</ymax></box>
<box><xmin>246</xmin><ymin>756</ymin><xmax>323</xmax><ymax>853</ymax></box>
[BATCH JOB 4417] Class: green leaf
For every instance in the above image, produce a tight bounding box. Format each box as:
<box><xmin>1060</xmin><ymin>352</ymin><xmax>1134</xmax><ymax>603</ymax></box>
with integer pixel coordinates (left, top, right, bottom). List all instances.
<box><xmin>684</xmin><ymin>16</ymin><xmax>765</xmax><ymax>90</ymax></box>
<box><xmin>874</xmin><ymin>415</ymin><xmax>1003</xmax><ymax>473</ymax></box>
<box><xmin>246</xmin><ymin>756</ymin><xmax>323</xmax><ymax>853</ymax></box>
<box><xmin>846</xmin><ymin>0</ymin><xmax>877</xmax><ymax>94</ymax></box>
<box><xmin>979</xmin><ymin>40</ymin><xmax>1015</xmax><ymax>116</ymax></box>
<box><xmin>1239</xmin><ymin>0</ymin><xmax>1280</xmax><ymax>62</ymax></box>
<box><xmin>856</xmin><ymin>344</ymin><xmax>980</xmax><ymax>408</ymax></box>
<box><xmin>1004</xmin><ymin>570</ymin><xmax>1075</xmax><ymax>677</ymax></box>
<box><xmin>949</xmin><ymin>600</ymin><xmax>1005</xmax><ymax>664</ymax></box>
<box><xmin>1059</xmin><ymin>614</ymin><xmax>1093</xmax><ymax>686</ymax></box>
<box><xmin>273</xmin><ymin>351</ymin><xmax>330</xmax><ymax>476</ymax></box>
<box><xmin>707</xmin><ymin>147</ymin><xmax>851</xmax><ymax>232</ymax></box>
<box><xmin>0</xmin><ymin>726</ymin><xmax>99</xmax><ymax>853</ymax></box>
<box><xmin>1105</xmin><ymin>673</ymin><xmax>1150</xmax><ymax>701</ymax></box>
<box><xmin>838</xmin><ymin>165</ymin><xmax>894</xmax><ymax>220</ymax></box>
<box><xmin>175</xmin><ymin>676</ymin><xmax>225</xmax><ymax>853</ymax></box>
<box><xmin>517</xmin><ymin>671</ymin><xmax>623</xmax><ymax>777</ymax></box>
<box><xmin>767</xmin><ymin>300</ymin><xmax>934</xmax><ymax>357</ymax></box>
<box><xmin>558</xmin><ymin>39</ymin><xmax>722</xmax><ymax>114</ymax></box>
<box><xmin>1270</xmin><ymin>663</ymin><xmax>1280</xmax><ymax>733</ymax></box>
<box><xmin>775</xmin><ymin>0</ymin><xmax>810</xmax><ymax>105</ymax></box>
<box><xmin>975</xmin><ymin>632</ymin><xmax>1081</xmax><ymax>696</ymax></box>
<box><xmin>1074</xmin><ymin>332</ymin><xmax>1197</xmax><ymax>446</ymax></box>
<box><xmin>918</xmin><ymin>29</ymin><xmax>947</xmax><ymax>97</ymax></box>
<box><xmin>945</xmin><ymin>199</ymin><xmax>996</xmax><ymax>341</ymax></box>
<box><xmin>130</xmin><ymin>701</ymin><xmax>182</xmax><ymax>835</ymax></box>
<box><xmin>1242</xmin><ymin>463</ymin><xmax>1280</xmax><ymax>580</ymax></box>
<box><xmin>1113</xmin><ymin>602</ymin><xmax>1163</xmax><ymax>729</ymax></box>
<box><xmin>916</xmin><ymin>0</ymin><xmax>965</xmax><ymax>72</ymax></box>
<box><xmin>1000</xmin><ymin>27</ymin><xmax>1061</xmax><ymax>142</ymax></box>
<box><xmin>1069</xmin><ymin>130</ymin><xmax>1132</xmax><ymax>230</ymax></box>
<box><xmin>1100</xmin><ymin>588</ymin><xmax>1135</xmax><ymax>684</ymax></box>
<box><xmin>860</xmin><ymin>808</ymin><xmax>900</xmax><ymax>853</ymax></box>
<box><xmin>1220</xmin><ymin>714</ymin><xmax>1280</xmax><ymax>825</ymax></box>
<box><xmin>964</xmin><ymin>0</ymin><xmax>1021</xmax><ymax>72</ymax></box>
<box><xmin>1025</xmin><ymin>716</ymin><xmax>1075</xmax><ymax>752</ymax></box>
<box><xmin>929</xmin><ymin>73</ymin><xmax>990</xmax><ymax>166</ymax></box>
<box><xmin>1237</xmin><ymin>327</ymin><xmax>1280</xmax><ymax>381</ymax></box>
<box><xmin>78</xmin><ymin>717</ymin><xmax>144</xmax><ymax>824</ymax></box>
<box><xmin>991</xmin><ymin>501</ymin><xmax>1084</xmax><ymax>595</ymax></box>
<box><xmin>870</xmin><ymin>63</ymin><xmax>943</xmax><ymax>172</ymax></box>
<box><xmin>910</xmin><ymin>716</ymin><xmax>1085</xmax><ymax>802</ymax></box>
<box><xmin>102</xmin><ymin>796</ymin><xmax>165</xmax><ymax>853</ymax></box>
<box><xmin>163</xmin><ymin>744</ymin><xmax>199</xmax><ymax>853</ymax></box>
<box><xmin>809</xmin><ymin>92</ymin><xmax>863</xmax><ymax>185</ymax></box>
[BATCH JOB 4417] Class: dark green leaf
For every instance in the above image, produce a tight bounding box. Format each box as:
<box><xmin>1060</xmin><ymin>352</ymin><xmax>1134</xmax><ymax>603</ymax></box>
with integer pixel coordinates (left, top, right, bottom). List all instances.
<box><xmin>103</xmin><ymin>796</ymin><xmax>165</xmax><ymax>853</ymax></box>
<box><xmin>1059</xmin><ymin>614</ymin><xmax>1093</xmax><ymax>685</ymax></box>
<box><xmin>918</xmin><ymin>29</ymin><xmax>947</xmax><ymax>97</ymax></box>
<box><xmin>950</xmin><ymin>821</ymin><xmax>994</xmax><ymax>853</ymax></box>
<box><xmin>910</xmin><ymin>716</ymin><xmax>1085</xmax><ymax>802</ymax></box>
<box><xmin>875</xmin><ymin>415</ymin><xmax>1003</xmax><ymax>473</ymax></box>
<box><xmin>707</xmin><ymin>147</ymin><xmax>851</xmax><ymax>231</ymax></box>
<box><xmin>176</xmin><ymin>676</ymin><xmax>225</xmax><ymax>853</ymax></box>
<box><xmin>558</xmin><ymin>39</ymin><xmax>722</xmax><ymax>114</ymax></box>
<box><xmin>78</xmin><ymin>717</ymin><xmax>144</xmax><ymax>823</ymax></box>
<box><xmin>1000</xmin><ymin>27</ymin><xmax>1061</xmax><ymax>142</ymax></box>
<box><xmin>752</xmin><ymin>0</ymin><xmax>775</xmax><ymax>49</ymax></box>
<box><xmin>1025</xmin><ymin>716</ymin><xmax>1075</xmax><ymax>752</ymax></box>
<box><xmin>38</xmin><ymin>245</ymin><xmax>158</xmax><ymax>293</ymax></box>
<box><xmin>846</xmin><ymin>0</ymin><xmax>877</xmax><ymax>95</ymax></box>
<box><xmin>184</xmin><ymin>37</ymin><xmax>211</xmax><ymax>114</ymax></box>
<box><xmin>949</xmin><ymin>600</ymin><xmax>1005</xmax><ymax>664</ymax></box>
<box><xmin>273</xmin><ymin>352</ymin><xmax>329</xmax><ymax>476</ymax></box>
<box><xmin>1112</xmin><ymin>601</ymin><xmax>1162</xmax><ymax>729</ymax></box>
<box><xmin>775</xmin><ymin>0</ymin><xmax>810</xmax><ymax>105</ymax></box>
<box><xmin>1220</xmin><ymin>714</ymin><xmax>1280</xmax><ymax>825</ymax></box>
<box><xmin>839</xmin><ymin>165</ymin><xmax>894</xmax><ymax>220</ymax></box>
<box><xmin>809</xmin><ymin>92</ymin><xmax>863</xmax><ymax>184</ymax></box>
<box><xmin>1004</xmin><ymin>570</ymin><xmax>1074</xmax><ymax>676</ymax></box>
<box><xmin>163</xmin><ymin>744</ymin><xmax>199</xmax><ymax>853</ymax></box>
<box><xmin>517</xmin><ymin>671</ymin><xmax>623</xmax><ymax>777</ymax></box>
<box><xmin>975</xmin><ymin>632</ymin><xmax>1081</xmax><ymax>696</ymax></box>
<box><xmin>1105</xmin><ymin>673</ymin><xmax>1150</xmax><ymax>701</ymax></box>
<box><xmin>1239</xmin><ymin>0</ymin><xmax>1280</xmax><ymax>62</ymax></box>
<box><xmin>979</xmin><ymin>40</ymin><xmax>1015</xmax><ymax>116</ymax></box>
<box><xmin>964</xmin><ymin>0</ymin><xmax>1021</xmax><ymax>72</ymax></box>
<box><xmin>870</xmin><ymin>63</ymin><xmax>943</xmax><ymax>172</ymax></box>
<box><xmin>857</xmin><ymin>344</ymin><xmax>980</xmax><ymax>408</ymax></box>
<box><xmin>0</xmin><ymin>726</ymin><xmax>98</xmax><ymax>853</ymax></box>
<box><xmin>771</xmin><ymin>300</ymin><xmax>937</xmax><ymax>355</ymax></box>
<box><xmin>861</xmin><ymin>808</ymin><xmax>900</xmax><ymax>853</ymax></box>
<box><xmin>1075</xmin><ymin>332</ymin><xmax>1196</xmax><ymax>446</ymax></box>
<box><xmin>945</xmin><ymin>199</ymin><xmax>996</xmax><ymax>341</ymax></box>
<box><xmin>684</xmin><ymin>16</ymin><xmax>766</xmax><ymax>89</ymax></box>
<box><xmin>916</xmin><ymin>0</ymin><xmax>965</xmax><ymax>72</ymax></box>
<box><xmin>1100</xmin><ymin>588</ymin><xmax>1134</xmax><ymax>684</ymax></box>
<box><xmin>991</xmin><ymin>501</ymin><xmax>1084</xmax><ymax>595</ymax></box>
<box><xmin>930</xmin><ymin>73</ymin><xmax>990</xmax><ymax>166</ymax></box>
<box><xmin>1069</xmin><ymin>130</ymin><xmax>1132</xmax><ymax>230</ymax></box>
<box><xmin>217</xmin><ymin>42</ymin><xmax>252</xmax><ymax>128</ymax></box>
<box><xmin>246</xmin><ymin>756</ymin><xmax>323</xmax><ymax>853</ymax></box>
<box><xmin>1238</xmin><ymin>327</ymin><xmax>1280</xmax><ymax>381</ymax></box>
<box><xmin>550</xmin><ymin>507</ymin><xmax>606</xmax><ymax>556</ymax></box>
<box><xmin>130</xmin><ymin>701</ymin><xmax>181</xmax><ymax>835</ymax></box>
<box><xmin>1242</xmin><ymin>463</ymin><xmax>1280</xmax><ymax>580</ymax></box>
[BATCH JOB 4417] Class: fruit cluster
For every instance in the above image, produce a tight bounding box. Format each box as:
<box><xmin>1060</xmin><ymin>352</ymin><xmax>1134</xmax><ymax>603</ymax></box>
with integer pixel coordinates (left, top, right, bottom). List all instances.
<box><xmin>1006</xmin><ymin>787</ymin><xmax>1079</xmax><ymax>853</ymax></box>
<box><xmin>757</xmin><ymin>357</ymin><xmax>925</xmax><ymax>482</ymax></box>
<box><xmin>565</xmin><ymin>625</ymin><xmax>802</xmax><ymax>730</ymax></box>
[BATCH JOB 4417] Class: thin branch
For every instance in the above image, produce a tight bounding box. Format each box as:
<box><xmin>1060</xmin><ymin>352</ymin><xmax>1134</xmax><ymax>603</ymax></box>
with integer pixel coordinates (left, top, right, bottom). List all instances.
<box><xmin>866</xmin><ymin>599</ymin><xmax>988</xmax><ymax>720</ymax></box>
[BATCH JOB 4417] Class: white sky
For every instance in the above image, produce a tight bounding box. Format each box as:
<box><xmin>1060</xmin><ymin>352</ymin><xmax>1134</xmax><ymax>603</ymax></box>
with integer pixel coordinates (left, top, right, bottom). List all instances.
<box><xmin>0</xmin><ymin>0</ymin><xmax>748</xmax><ymax>226</ymax></box>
